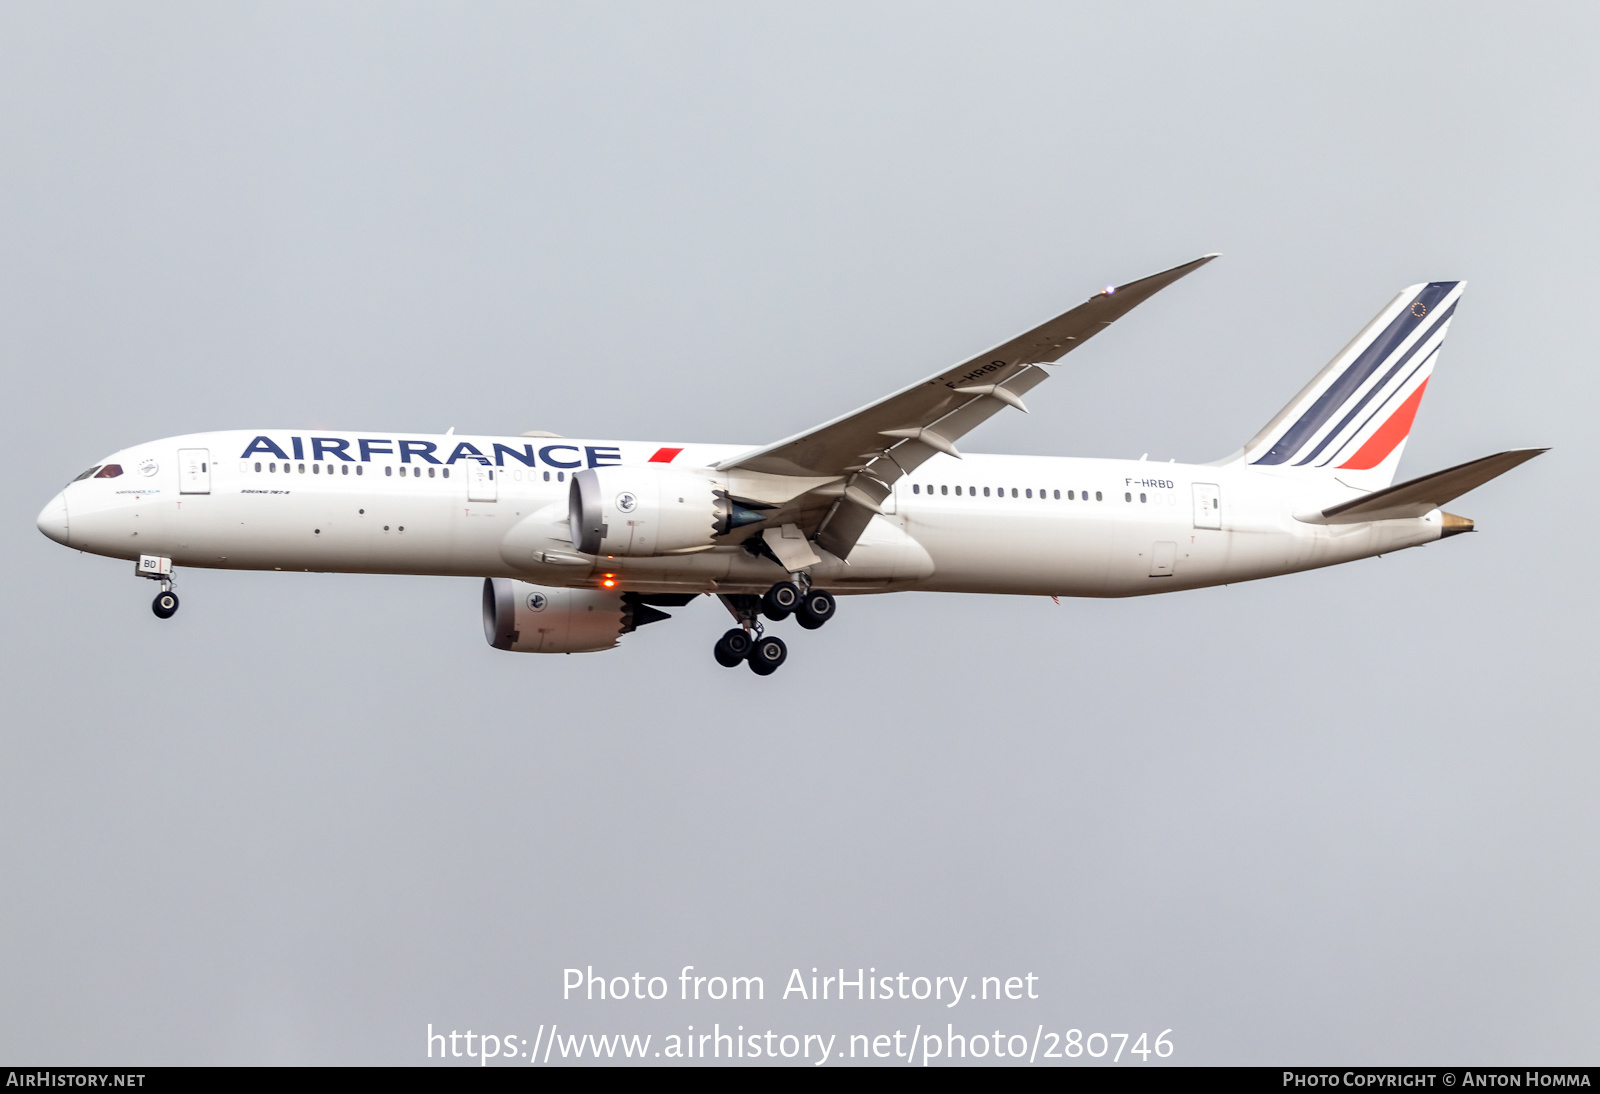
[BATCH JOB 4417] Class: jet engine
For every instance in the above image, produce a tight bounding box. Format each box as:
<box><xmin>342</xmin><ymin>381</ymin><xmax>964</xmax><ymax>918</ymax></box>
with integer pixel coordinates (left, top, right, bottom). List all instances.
<box><xmin>481</xmin><ymin>578</ymin><xmax>686</xmax><ymax>654</ymax></box>
<box><xmin>482</xmin><ymin>579</ymin><xmax>631</xmax><ymax>653</ymax></box>
<box><xmin>568</xmin><ymin>467</ymin><xmax>766</xmax><ymax>557</ymax></box>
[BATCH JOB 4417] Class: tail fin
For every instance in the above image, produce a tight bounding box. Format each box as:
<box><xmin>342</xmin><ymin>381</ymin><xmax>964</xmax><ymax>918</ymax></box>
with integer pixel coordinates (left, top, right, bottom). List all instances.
<box><xmin>1233</xmin><ymin>281</ymin><xmax>1464</xmax><ymax>491</ymax></box>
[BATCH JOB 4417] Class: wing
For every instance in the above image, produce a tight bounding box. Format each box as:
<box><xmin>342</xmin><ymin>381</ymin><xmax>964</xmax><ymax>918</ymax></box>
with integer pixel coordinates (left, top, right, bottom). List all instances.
<box><xmin>717</xmin><ymin>253</ymin><xmax>1218</xmax><ymax>559</ymax></box>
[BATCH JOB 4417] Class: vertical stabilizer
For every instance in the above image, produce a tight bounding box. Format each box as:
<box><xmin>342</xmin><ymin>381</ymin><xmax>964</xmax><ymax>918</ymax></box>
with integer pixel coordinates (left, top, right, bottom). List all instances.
<box><xmin>1233</xmin><ymin>281</ymin><xmax>1464</xmax><ymax>491</ymax></box>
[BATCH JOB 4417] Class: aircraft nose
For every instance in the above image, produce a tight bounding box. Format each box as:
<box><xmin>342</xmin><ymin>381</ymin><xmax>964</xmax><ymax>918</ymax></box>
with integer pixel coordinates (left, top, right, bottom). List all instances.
<box><xmin>36</xmin><ymin>491</ymin><xmax>69</xmax><ymax>546</ymax></box>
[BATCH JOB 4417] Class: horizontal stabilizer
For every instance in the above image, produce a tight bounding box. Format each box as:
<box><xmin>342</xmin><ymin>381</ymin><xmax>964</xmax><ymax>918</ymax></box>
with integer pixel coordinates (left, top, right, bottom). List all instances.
<box><xmin>1299</xmin><ymin>448</ymin><xmax>1547</xmax><ymax>524</ymax></box>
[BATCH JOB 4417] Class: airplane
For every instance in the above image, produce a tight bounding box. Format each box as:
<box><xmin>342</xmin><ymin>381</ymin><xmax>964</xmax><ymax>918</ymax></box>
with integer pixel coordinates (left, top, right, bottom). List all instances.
<box><xmin>35</xmin><ymin>255</ymin><xmax>1545</xmax><ymax>675</ymax></box>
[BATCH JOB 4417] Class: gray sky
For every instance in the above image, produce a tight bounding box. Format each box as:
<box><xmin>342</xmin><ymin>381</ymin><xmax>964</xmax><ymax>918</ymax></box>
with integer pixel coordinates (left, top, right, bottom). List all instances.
<box><xmin>1</xmin><ymin>2</ymin><xmax>1594</xmax><ymax>1065</ymax></box>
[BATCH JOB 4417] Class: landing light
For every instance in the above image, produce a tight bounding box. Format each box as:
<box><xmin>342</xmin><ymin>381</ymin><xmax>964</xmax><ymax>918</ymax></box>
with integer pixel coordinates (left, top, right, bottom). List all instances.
<box><xmin>601</xmin><ymin>573</ymin><xmax>617</xmax><ymax>588</ymax></box>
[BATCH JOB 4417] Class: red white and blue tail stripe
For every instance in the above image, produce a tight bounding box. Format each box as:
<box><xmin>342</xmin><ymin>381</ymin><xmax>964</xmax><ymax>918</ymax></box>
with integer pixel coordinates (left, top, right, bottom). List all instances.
<box><xmin>1237</xmin><ymin>281</ymin><xmax>1463</xmax><ymax>489</ymax></box>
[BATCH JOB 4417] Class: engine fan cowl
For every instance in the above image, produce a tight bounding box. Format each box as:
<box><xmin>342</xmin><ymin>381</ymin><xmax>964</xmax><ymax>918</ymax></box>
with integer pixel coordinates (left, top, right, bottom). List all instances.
<box><xmin>482</xmin><ymin>578</ymin><xmax>629</xmax><ymax>653</ymax></box>
<box><xmin>568</xmin><ymin>466</ymin><xmax>727</xmax><ymax>557</ymax></box>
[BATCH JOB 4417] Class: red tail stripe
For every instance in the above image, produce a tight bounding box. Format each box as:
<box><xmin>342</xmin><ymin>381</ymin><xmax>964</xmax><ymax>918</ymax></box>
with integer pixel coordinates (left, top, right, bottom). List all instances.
<box><xmin>648</xmin><ymin>447</ymin><xmax>683</xmax><ymax>463</ymax></box>
<box><xmin>1338</xmin><ymin>379</ymin><xmax>1429</xmax><ymax>471</ymax></box>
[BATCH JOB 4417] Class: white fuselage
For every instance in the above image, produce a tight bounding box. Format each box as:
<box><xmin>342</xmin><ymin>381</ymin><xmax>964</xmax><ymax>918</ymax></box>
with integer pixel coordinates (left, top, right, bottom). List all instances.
<box><xmin>40</xmin><ymin>429</ymin><xmax>1448</xmax><ymax>598</ymax></box>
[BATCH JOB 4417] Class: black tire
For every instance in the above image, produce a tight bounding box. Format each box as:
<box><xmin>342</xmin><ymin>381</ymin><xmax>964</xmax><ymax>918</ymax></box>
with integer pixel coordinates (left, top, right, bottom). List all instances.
<box><xmin>795</xmin><ymin>588</ymin><xmax>835</xmax><ymax>630</ymax></box>
<box><xmin>762</xmin><ymin>580</ymin><xmax>800</xmax><ymax>620</ymax></box>
<box><xmin>714</xmin><ymin>628</ymin><xmax>753</xmax><ymax>668</ymax></box>
<box><xmin>152</xmin><ymin>591</ymin><xmax>179</xmax><ymax>619</ymax></box>
<box><xmin>747</xmin><ymin>634</ymin><xmax>787</xmax><ymax>675</ymax></box>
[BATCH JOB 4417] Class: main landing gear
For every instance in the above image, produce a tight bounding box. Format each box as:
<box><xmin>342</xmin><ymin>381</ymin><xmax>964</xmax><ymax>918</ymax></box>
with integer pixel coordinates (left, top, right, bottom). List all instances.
<box><xmin>759</xmin><ymin>580</ymin><xmax>836</xmax><ymax>628</ymax></box>
<box><xmin>715</xmin><ymin>628</ymin><xmax>788</xmax><ymax>675</ymax></box>
<box><xmin>713</xmin><ymin>578</ymin><xmax>836</xmax><ymax>675</ymax></box>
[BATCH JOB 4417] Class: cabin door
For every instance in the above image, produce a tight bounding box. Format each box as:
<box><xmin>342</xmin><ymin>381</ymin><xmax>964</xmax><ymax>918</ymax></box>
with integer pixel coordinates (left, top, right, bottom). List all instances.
<box><xmin>1192</xmin><ymin>483</ymin><xmax>1221</xmax><ymax>529</ymax></box>
<box><xmin>468</xmin><ymin>464</ymin><xmax>498</xmax><ymax>502</ymax></box>
<box><xmin>178</xmin><ymin>449</ymin><xmax>211</xmax><ymax>494</ymax></box>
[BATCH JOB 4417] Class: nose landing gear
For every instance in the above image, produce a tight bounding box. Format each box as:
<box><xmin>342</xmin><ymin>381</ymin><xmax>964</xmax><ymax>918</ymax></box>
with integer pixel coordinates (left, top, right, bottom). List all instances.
<box><xmin>137</xmin><ymin>554</ymin><xmax>179</xmax><ymax>619</ymax></box>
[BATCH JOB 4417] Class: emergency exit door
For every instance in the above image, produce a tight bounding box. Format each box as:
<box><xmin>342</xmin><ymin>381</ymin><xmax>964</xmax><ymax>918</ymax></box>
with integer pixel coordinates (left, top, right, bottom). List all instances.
<box><xmin>1193</xmin><ymin>482</ymin><xmax>1221</xmax><ymax>529</ymax></box>
<box><xmin>178</xmin><ymin>449</ymin><xmax>210</xmax><ymax>494</ymax></box>
<box><xmin>467</xmin><ymin>464</ymin><xmax>497</xmax><ymax>502</ymax></box>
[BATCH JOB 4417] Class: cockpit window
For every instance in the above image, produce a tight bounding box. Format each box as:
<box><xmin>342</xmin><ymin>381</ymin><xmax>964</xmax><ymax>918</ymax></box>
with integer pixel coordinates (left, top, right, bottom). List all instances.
<box><xmin>93</xmin><ymin>465</ymin><xmax>124</xmax><ymax>479</ymax></box>
<box><xmin>72</xmin><ymin>466</ymin><xmax>103</xmax><ymax>481</ymax></box>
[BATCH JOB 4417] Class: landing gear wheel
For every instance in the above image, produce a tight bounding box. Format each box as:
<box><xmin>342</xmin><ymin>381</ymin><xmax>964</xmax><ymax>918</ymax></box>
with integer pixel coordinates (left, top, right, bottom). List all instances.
<box><xmin>795</xmin><ymin>588</ymin><xmax>835</xmax><ymax>630</ymax></box>
<box><xmin>714</xmin><ymin>628</ymin><xmax>753</xmax><ymax>667</ymax></box>
<box><xmin>762</xmin><ymin>581</ymin><xmax>800</xmax><ymax>620</ymax></box>
<box><xmin>747</xmin><ymin>634</ymin><xmax>787</xmax><ymax>675</ymax></box>
<box><xmin>152</xmin><ymin>591</ymin><xmax>180</xmax><ymax>619</ymax></box>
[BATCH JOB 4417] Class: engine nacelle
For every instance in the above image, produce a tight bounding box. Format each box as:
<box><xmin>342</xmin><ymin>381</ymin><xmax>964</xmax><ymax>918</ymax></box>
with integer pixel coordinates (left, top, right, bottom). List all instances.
<box><xmin>482</xmin><ymin>578</ymin><xmax>630</xmax><ymax>654</ymax></box>
<box><xmin>568</xmin><ymin>466</ymin><xmax>727</xmax><ymax>557</ymax></box>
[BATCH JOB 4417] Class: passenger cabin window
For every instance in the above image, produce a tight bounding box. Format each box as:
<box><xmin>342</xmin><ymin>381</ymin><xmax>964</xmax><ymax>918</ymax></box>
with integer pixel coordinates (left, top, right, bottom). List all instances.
<box><xmin>940</xmin><ymin>485</ymin><xmax>948</xmax><ymax>495</ymax></box>
<box><xmin>1140</xmin><ymin>493</ymin><xmax>1147</xmax><ymax>503</ymax></box>
<box><xmin>1095</xmin><ymin>491</ymin><xmax>1102</xmax><ymax>501</ymax></box>
<box><xmin>1055</xmin><ymin>490</ymin><xmax>1062</xmax><ymax>499</ymax></box>
<box><xmin>543</xmin><ymin>471</ymin><xmax>551</xmax><ymax>482</ymax></box>
<box><xmin>386</xmin><ymin>466</ymin><xmax>393</xmax><ymax>476</ymax></box>
<box><xmin>1125</xmin><ymin>492</ymin><xmax>1132</xmax><ymax>502</ymax></box>
<box><xmin>442</xmin><ymin>468</ymin><xmax>449</xmax><ymax>479</ymax></box>
<box><xmin>255</xmin><ymin>462</ymin><xmax>262</xmax><ymax>472</ymax></box>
